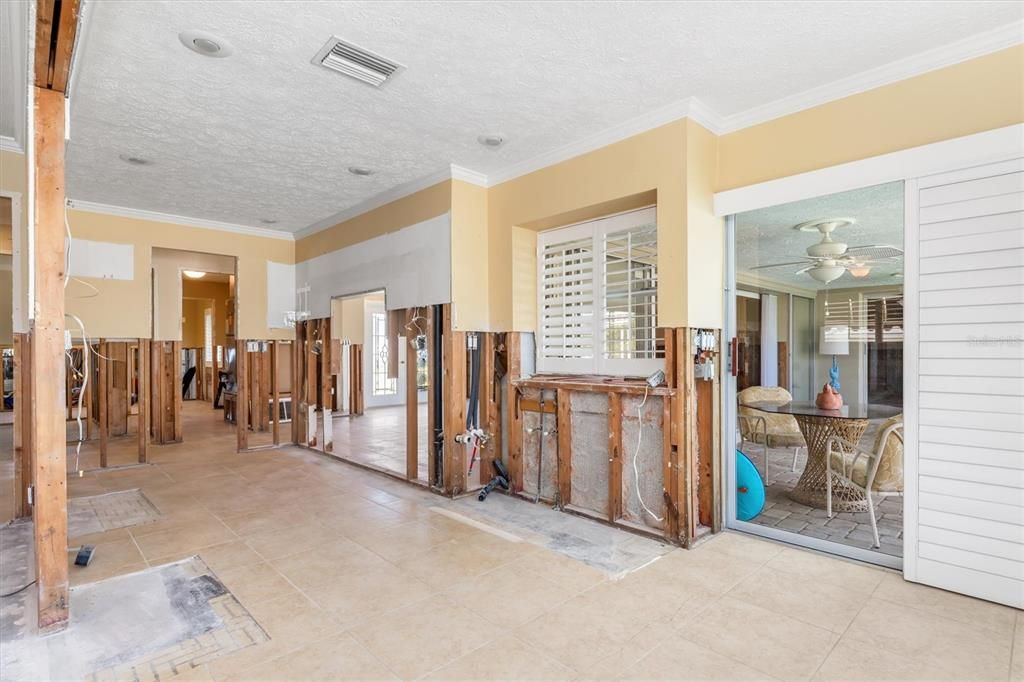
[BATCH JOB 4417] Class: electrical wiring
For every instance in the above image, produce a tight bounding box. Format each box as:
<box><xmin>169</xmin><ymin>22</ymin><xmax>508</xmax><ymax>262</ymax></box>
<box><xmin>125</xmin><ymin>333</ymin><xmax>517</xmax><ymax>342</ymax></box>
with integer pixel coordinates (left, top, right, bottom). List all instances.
<box><xmin>65</xmin><ymin>313</ymin><xmax>90</xmax><ymax>476</ymax></box>
<box><xmin>632</xmin><ymin>385</ymin><xmax>663</xmax><ymax>523</ymax></box>
<box><xmin>0</xmin><ymin>580</ymin><xmax>35</xmax><ymax>599</ymax></box>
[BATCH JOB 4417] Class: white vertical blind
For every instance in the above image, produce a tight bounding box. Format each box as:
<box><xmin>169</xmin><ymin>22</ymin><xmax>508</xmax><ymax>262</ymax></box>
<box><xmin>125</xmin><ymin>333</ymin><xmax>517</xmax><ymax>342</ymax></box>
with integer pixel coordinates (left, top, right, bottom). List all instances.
<box><xmin>907</xmin><ymin>158</ymin><xmax>1024</xmax><ymax>609</ymax></box>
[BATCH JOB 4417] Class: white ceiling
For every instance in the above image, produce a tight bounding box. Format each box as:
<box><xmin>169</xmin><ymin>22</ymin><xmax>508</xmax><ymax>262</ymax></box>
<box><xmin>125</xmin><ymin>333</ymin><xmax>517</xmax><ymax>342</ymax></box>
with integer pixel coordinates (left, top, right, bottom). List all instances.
<box><xmin>735</xmin><ymin>181</ymin><xmax>904</xmax><ymax>290</ymax></box>
<box><xmin>19</xmin><ymin>1</ymin><xmax>1024</xmax><ymax>234</ymax></box>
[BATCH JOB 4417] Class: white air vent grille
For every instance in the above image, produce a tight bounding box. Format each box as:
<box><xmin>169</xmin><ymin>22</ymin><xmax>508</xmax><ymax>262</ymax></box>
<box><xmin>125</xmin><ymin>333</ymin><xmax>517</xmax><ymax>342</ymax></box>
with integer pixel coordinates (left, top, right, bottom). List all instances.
<box><xmin>312</xmin><ymin>36</ymin><xmax>404</xmax><ymax>87</ymax></box>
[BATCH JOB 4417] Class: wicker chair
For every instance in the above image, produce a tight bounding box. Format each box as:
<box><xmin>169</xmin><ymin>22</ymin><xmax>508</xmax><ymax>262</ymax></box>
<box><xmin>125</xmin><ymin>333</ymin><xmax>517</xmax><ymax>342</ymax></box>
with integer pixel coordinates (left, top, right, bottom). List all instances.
<box><xmin>737</xmin><ymin>386</ymin><xmax>806</xmax><ymax>475</ymax></box>
<box><xmin>826</xmin><ymin>414</ymin><xmax>904</xmax><ymax>548</ymax></box>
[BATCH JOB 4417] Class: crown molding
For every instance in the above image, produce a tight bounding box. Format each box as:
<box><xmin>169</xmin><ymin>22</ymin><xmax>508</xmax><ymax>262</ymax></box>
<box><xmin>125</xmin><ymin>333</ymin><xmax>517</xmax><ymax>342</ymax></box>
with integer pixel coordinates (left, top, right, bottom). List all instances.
<box><xmin>66</xmin><ymin>199</ymin><xmax>295</xmax><ymax>241</ymax></box>
<box><xmin>718</xmin><ymin>20</ymin><xmax>1024</xmax><ymax>133</ymax></box>
<box><xmin>295</xmin><ymin>166</ymin><xmax>457</xmax><ymax>239</ymax></box>
<box><xmin>486</xmin><ymin>97</ymin><xmax>721</xmax><ymax>187</ymax></box>
<box><xmin>449</xmin><ymin>164</ymin><xmax>489</xmax><ymax>187</ymax></box>
<box><xmin>0</xmin><ymin>136</ymin><xmax>24</xmax><ymax>154</ymax></box>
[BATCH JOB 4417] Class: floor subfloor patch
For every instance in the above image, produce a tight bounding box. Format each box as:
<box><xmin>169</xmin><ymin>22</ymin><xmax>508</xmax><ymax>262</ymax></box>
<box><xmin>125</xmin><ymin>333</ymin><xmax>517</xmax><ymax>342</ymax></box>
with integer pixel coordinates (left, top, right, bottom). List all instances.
<box><xmin>448</xmin><ymin>493</ymin><xmax>673</xmax><ymax>575</ymax></box>
<box><xmin>68</xmin><ymin>488</ymin><xmax>163</xmax><ymax>538</ymax></box>
<box><xmin>1</xmin><ymin>557</ymin><xmax>268</xmax><ymax>681</ymax></box>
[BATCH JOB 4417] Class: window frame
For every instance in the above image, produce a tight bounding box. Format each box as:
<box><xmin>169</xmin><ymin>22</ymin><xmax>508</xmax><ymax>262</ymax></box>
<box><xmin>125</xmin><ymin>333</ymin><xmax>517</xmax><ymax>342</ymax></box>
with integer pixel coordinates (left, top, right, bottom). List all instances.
<box><xmin>536</xmin><ymin>206</ymin><xmax>662</xmax><ymax>377</ymax></box>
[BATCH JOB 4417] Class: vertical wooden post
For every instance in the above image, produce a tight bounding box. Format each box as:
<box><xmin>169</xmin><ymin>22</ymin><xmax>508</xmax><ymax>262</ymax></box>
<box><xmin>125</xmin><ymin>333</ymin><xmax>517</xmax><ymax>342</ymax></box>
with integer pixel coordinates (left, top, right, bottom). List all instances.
<box><xmin>13</xmin><ymin>333</ymin><xmax>32</xmax><ymax>518</ymax></box>
<box><xmin>249</xmin><ymin>344</ymin><xmax>260</xmax><ymax>431</ymax></box>
<box><xmin>98</xmin><ymin>339</ymin><xmax>109</xmax><ymax>466</ymax></box>
<box><xmin>32</xmin><ymin>85</ymin><xmax>69</xmax><ymax>632</ymax></box>
<box><xmin>607</xmin><ymin>392</ymin><xmax>622</xmax><ymax>521</ymax></box>
<box><xmin>270</xmin><ymin>341</ymin><xmax>280</xmax><ymax>445</ymax></box>
<box><xmin>426</xmin><ymin>308</ymin><xmax>437</xmax><ymax>486</ymax></box>
<box><xmin>291</xmin><ymin>328</ymin><xmax>303</xmax><ymax>444</ymax></box>
<box><xmin>442</xmin><ymin>306</ymin><xmax>467</xmax><ymax>495</ymax></box>
<box><xmin>405</xmin><ymin>309</ymin><xmax>419</xmax><ymax>480</ymax></box>
<box><xmin>662</xmin><ymin>390</ymin><xmax>678</xmax><ymax>541</ymax></box>
<box><xmin>556</xmin><ymin>388</ymin><xmax>571</xmax><ymax>507</ymax></box>
<box><xmin>306</xmin><ymin>321</ymin><xmax>318</xmax><ymax>446</ymax></box>
<box><xmin>678</xmin><ymin>329</ymin><xmax>698</xmax><ymax>545</ymax></box>
<box><xmin>320</xmin><ymin>318</ymin><xmax>333</xmax><ymax>452</ymax></box>
<box><xmin>236</xmin><ymin>339</ymin><xmax>248</xmax><ymax>451</ymax></box>
<box><xmin>137</xmin><ymin>339</ymin><xmax>148</xmax><ymax>462</ymax></box>
<box><xmin>506</xmin><ymin>332</ymin><xmax>523</xmax><ymax>492</ymax></box>
<box><xmin>172</xmin><ymin>341</ymin><xmax>183</xmax><ymax>443</ymax></box>
<box><xmin>211</xmin><ymin>345</ymin><xmax>219</xmax><ymax>408</ymax></box>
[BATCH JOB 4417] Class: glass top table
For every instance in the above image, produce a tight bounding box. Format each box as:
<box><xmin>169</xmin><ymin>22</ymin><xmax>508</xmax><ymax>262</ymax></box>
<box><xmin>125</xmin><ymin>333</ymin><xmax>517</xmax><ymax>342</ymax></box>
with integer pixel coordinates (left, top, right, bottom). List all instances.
<box><xmin>743</xmin><ymin>400</ymin><xmax>891</xmax><ymax>512</ymax></box>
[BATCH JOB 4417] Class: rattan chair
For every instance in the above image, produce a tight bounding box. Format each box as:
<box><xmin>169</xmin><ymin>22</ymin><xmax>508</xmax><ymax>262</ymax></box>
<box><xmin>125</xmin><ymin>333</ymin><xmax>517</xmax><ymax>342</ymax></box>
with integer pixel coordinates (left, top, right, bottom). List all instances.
<box><xmin>737</xmin><ymin>386</ymin><xmax>806</xmax><ymax>476</ymax></box>
<box><xmin>826</xmin><ymin>415</ymin><xmax>904</xmax><ymax>548</ymax></box>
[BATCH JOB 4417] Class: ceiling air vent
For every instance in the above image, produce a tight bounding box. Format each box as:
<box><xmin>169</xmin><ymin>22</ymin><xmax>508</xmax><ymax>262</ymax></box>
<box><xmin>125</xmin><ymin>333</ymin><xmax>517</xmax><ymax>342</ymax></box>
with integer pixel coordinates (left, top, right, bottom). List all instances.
<box><xmin>312</xmin><ymin>36</ymin><xmax>404</xmax><ymax>87</ymax></box>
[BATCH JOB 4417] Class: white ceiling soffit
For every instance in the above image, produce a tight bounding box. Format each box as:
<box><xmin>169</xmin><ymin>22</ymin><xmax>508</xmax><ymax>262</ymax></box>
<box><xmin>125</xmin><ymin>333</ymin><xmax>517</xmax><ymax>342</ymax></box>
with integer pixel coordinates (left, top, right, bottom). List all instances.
<box><xmin>61</xmin><ymin>1</ymin><xmax>1022</xmax><ymax>237</ymax></box>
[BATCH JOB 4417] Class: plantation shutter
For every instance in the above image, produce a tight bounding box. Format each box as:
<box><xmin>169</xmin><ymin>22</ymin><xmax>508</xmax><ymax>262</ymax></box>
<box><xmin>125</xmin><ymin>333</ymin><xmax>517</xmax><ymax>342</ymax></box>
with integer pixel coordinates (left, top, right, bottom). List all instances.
<box><xmin>539</xmin><ymin>232</ymin><xmax>594</xmax><ymax>370</ymax></box>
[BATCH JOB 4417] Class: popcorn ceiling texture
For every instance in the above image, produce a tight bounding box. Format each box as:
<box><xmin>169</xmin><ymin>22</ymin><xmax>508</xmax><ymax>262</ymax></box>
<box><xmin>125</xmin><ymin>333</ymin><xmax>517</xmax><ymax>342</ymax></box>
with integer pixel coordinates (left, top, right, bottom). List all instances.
<box><xmin>64</xmin><ymin>1</ymin><xmax>1018</xmax><ymax>233</ymax></box>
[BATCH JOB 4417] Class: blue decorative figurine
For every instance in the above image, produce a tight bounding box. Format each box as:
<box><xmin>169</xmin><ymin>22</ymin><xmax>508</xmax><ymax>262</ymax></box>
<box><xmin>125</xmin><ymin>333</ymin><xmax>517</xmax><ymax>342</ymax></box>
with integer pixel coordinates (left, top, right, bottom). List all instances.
<box><xmin>829</xmin><ymin>356</ymin><xmax>841</xmax><ymax>391</ymax></box>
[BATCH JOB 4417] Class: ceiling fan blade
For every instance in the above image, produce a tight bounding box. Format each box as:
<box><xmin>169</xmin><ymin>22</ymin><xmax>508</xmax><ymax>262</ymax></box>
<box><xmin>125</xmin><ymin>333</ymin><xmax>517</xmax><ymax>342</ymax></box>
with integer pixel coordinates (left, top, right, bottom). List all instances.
<box><xmin>794</xmin><ymin>264</ymin><xmax>817</xmax><ymax>275</ymax></box>
<box><xmin>846</xmin><ymin>244</ymin><xmax>904</xmax><ymax>258</ymax></box>
<box><xmin>749</xmin><ymin>260</ymin><xmax>812</xmax><ymax>271</ymax></box>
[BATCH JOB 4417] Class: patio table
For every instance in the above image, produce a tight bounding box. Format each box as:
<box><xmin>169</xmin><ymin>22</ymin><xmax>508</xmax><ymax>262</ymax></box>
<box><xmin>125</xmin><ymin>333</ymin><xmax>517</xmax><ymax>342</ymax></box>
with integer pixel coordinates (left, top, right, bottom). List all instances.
<box><xmin>744</xmin><ymin>401</ymin><xmax>891</xmax><ymax>513</ymax></box>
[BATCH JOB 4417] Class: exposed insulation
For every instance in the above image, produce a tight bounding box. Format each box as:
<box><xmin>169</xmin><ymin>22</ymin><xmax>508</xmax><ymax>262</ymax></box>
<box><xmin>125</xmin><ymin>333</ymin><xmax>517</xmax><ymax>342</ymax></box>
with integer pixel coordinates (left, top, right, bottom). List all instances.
<box><xmin>520</xmin><ymin>389</ymin><xmax>558</xmax><ymax>502</ymax></box>
<box><xmin>620</xmin><ymin>394</ymin><xmax>666</xmax><ymax>531</ymax></box>
<box><xmin>569</xmin><ymin>392</ymin><xmax>609</xmax><ymax>516</ymax></box>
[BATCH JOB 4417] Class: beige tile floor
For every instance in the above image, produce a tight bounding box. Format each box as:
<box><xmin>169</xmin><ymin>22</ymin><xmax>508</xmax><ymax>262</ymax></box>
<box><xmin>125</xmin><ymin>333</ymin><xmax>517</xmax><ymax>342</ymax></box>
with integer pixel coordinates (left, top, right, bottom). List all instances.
<box><xmin>1</xmin><ymin>403</ymin><xmax>1020</xmax><ymax>681</ymax></box>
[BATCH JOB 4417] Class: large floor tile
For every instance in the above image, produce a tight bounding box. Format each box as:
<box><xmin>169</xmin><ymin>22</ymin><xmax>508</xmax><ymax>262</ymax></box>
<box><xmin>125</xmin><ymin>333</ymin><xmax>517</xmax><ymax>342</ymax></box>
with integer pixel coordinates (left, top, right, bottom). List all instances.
<box><xmin>872</xmin><ymin>572</ymin><xmax>1018</xmax><ymax>635</ymax></box>
<box><xmin>424</xmin><ymin>636</ymin><xmax>576</xmax><ymax>681</ymax></box>
<box><xmin>224</xmin><ymin>633</ymin><xmax>396</xmax><ymax>681</ymax></box>
<box><xmin>625</xmin><ymin>635</ymin><xmax>774</xmax><ymax>681</ymax></box>
<box><xmin>131</xmin><ymin>518</ymin><xmax>237</xmax><ymax>560</ymax></box>
<box><xmin>764</xmin><ymin>547</ymin><xmax>887</xmax><ymax>595</ymax></box>
<box><xmin>679</xmin><ymin>595</ymin><xmax>838</xmax><ymax>680</ymax></box>
<box><xmin>217</xmin><ymin>561</ymin><xmax>300</xmax><ymax>607</ymax></box>
<box><xmin>727</xmin><ymin>563</ymin><xmax>869</xmax><ymax>632</ymax></box>
<box><xmin>443</xmin><ymin>562</ymin><xmax>572</xmax><ymax>629</ymax></box>
<box><xmin>842</xmin><ymin>598</ymin><xmax>1013</xmax><ymax>681</ymax></box>
<box><xmin>311</xmin><ymin>563</ymin><xmax>434</xmax><ymax>628</ymax></box>
<box><xmin>349</xmin><ymin>594</ymin><xmax>504</xmax><ymax>679</ymax></box>
<box><xmin>269</xmin><ymin>539</ymin><xmax>392</xmax><ymax>590</ymax></box>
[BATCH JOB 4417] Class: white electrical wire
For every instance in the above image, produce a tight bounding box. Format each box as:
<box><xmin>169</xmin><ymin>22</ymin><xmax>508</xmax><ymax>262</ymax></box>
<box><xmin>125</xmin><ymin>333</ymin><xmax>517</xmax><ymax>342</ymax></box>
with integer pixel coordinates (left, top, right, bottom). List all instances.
<box><xmin>632</xmin><ymin>385</ymin><xmax>663</xmax><ymax>523</ymax></box>
<box><xmin>65</xmin><ymin>313</ymin><xmax>89</xmax><ymax>476</ymax></box>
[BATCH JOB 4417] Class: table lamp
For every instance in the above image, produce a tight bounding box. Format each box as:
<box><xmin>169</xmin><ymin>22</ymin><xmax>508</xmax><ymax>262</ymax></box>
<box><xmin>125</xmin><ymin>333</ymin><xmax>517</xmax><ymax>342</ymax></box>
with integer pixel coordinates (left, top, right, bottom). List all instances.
<box><xmin>819</xmin><ymin>325</ymin><xmax>850</xmax><ymax>391</ymax></box>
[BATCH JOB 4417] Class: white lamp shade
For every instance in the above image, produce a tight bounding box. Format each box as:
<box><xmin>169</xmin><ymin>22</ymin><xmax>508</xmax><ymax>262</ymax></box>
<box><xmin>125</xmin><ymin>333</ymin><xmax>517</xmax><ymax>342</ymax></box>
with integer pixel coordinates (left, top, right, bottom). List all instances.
<box><xmin>820</xmin><ymin>325</ymin><xmax>850</xmax><ymax>356</ymax></box>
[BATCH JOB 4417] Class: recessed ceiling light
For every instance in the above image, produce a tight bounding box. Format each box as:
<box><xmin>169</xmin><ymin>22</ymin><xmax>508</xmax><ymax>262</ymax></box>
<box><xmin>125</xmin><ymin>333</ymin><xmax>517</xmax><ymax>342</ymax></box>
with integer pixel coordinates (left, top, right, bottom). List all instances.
<box><xmin>118</xmin><ymin>154</ymin><xmax>152</xmax><ymax>166</ymax></box>
<box><xmin>178</xmin><ymin>30</ymin><xmax>234</xmax><ymax>58</ymax></box>
<box><xmin>347</xmin><ymin>166</ymin><xmax>374</xmax><ymax>177</ymax></box>
<box><xmin>183</xmin><ymin>270</ymin><xmax>206</xmax><ymax>279</ymax></box>
<box><xmin>477</xmin><ymin>134</ymin><xmax>505</xmax><ymax>148</ymax></box>
<box><xmin>259</xmin><ymin>218</ymin><xmax>278</xmax><ymax>225</ymax></box>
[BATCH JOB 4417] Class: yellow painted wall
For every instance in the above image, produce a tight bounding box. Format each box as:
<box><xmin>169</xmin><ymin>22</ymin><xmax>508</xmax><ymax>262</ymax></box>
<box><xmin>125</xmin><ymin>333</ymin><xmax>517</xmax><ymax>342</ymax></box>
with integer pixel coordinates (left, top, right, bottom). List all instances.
<box><xmin>152</xmin><ymin>249</ymin><xmax>235</xmax><ymax>341</ymax></box>
<box><xmin>295</xmin><ymin>180</ymin><xmax>452</xmax><ymax>262</ymax></box>
<box><xmin>717</xmin><ymin>45</ymin><xmax>1024</xmax><ymax>190</ymax></box>
<box><xmin>183</xmin><ymin>279</ymin><xmax>231</xmax><ymax>347</ymax></box>
<box><xmin>180</xmin><ymin>298</ymin><xmax>207</xmax><ymax>348</ymax></box>
<box><xmin>683</xmin><ymin>119</ymin><xmax>724</xmax><ymax>328</ymax></box>
<box><xmin>450</xmin><ymin>179</ymin><xmax>489</xmax><ymax>330</ymax></box>
<box><xmin>64</xmin><ymin>209</ymin><xmax>293</xmax><ymax>341</ymax></box>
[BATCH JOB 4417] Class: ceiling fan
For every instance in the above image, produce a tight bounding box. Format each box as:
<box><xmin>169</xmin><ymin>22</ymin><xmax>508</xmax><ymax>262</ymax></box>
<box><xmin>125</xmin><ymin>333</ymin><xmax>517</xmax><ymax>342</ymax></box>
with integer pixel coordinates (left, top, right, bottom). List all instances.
<box><xmin>750</xmin><ymin>218</ymin><xmax>903</xmax><ymax>284</ymax></box>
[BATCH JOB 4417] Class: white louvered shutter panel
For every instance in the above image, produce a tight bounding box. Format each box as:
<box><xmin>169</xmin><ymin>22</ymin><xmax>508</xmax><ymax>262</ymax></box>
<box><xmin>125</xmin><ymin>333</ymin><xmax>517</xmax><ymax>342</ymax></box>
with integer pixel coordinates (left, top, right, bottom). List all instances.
<box><xmin>907</xmin><ymin>157</ymin><xmax>1024</xmax><ymax>609</ymax></box>
<box><xmin>603</xmin><ymin>221</ymin><xmax>660</xmax><ymax>364</ymax></box>
<box><xmin>539</xmin><ymin>233</ymin><xmax>594</xmax><ymax>370</ymax></box>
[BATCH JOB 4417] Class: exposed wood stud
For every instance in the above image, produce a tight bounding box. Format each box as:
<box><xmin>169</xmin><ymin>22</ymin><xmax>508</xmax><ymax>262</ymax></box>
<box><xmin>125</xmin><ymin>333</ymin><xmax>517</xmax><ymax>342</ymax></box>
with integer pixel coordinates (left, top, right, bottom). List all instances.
<box><xmin>98</xmin><ymin>339</ymin><xmax>108</xmax><ymax>467</ymax></box>
<box><xmin>478</xmin><ymin>332</ymin><xmax>497</xmax><ymax>487</ymax></box>
<box><xmin>556</xmin><ymin>388</ymin><xmax>571</xmax><ymax>507</ymax></box>
<box><xmin>320</xmin><ymin>318</ymin><xmax>333</xmax><ymax>452</ymax></box>
<box><xmin>13</xmin><ymin>333</ymin><xmax>32</xmax><ymax>518</ymax></box>
<box><xmin>441</xmin><ymin>306</ymin><xmax>467</xmax><ymax>495</ymax></box>
<box><xmin>172</xmin><ymin>341</ymin><xmax>183</xmax><ymax>443</ymax></box>
<box><xmin>306</xmin><ymin>322</ymin><xmax>318</xmax><ymax>447</ymax></box>
<box><xmin>32</xmin><ymin>85</ymin><xmax>69</xmax><ymax>633</ymax></box>
<box><xmin>271</xmin><ymin>341</ymin><xmax>280</xmax><ymax>446</ymax></box>
<box><xmin>236</xmin><ymin>340</ymin><xmax>248</xmax><ymax>451</ymax></box>
<box><xmin>506</xmin><ymin>333</ymin><xmax>523</xmax><ymax>492</ymax></box>
<box><xmin>426</xmin><ymin>308</ymin><xmax>437</xmax><ymax>486</ymax></box>
<box><xmin>137</xmin><ymin>339</ymin><xmax>148</xmax><ymax>463</ymax></box>
<box><xmin>607</xmin><ymin>392</ymin><xmax>622</xmax><ymax>522</ymax></box>
<box><xmin>405</xmin><ymin>309</ymin><xmax>419</xmax><ymax>480</ymax></box>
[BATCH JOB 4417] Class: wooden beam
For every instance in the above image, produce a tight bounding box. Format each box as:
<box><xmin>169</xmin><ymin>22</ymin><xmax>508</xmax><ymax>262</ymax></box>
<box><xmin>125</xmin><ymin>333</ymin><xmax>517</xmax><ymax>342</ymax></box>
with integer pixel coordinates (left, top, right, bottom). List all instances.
<box><xmin>172</xmin><ymin>341</ymin><xmax>183</xmax><ymax>443</ymax></box>
<box><xmin>556</xmin><ymin>388</ymin><xmax>571</xmax><ymax>507</ymax></box>
<box><xmin>271</xmin><ymin>341</ymin><xmax>280</xmax><ymax>446</ymax></box>
<box><xmin>320</xmin><ymin>318</ymin><xmax>333</xmax><ymax>452</ymax></box>
<box><xmin>679</xmin><ymin>329</ymin><xmax>698</xmax><ymax>545</ymax></box>
<box><xmin>249</xmin><ymin>343</ymin><xmax>261</xmax><ymax>431</ymax></box>
<box><xmin>607</xmin><ymin>392</ymin><xmax>622</xmax><ymax>522</ymax></box>
<box><xmin>137</xmin><ymin>339</ymin><xmax>148</xmax><ymax>462</ymax></box>
<box><xmin>13</xmin><ymin>333</ymin><xmax>32</xmax><ymax>518</ymax></box>
<box><xmin>236</xmin><ymin>340</ymin><xmax>248</xmax><ymax>451</ymax></box>
<box><xmin>479</xmin><ymin>333</ymin><xmax>498</xmax><ymax>488</ymax></box>
<box><xmin>506</xmin><ymin>332</ymin><xmax>523</xmax><ymax>492</ymax></box>
<box><xmin>441</xmin><ymin>307</ymin><xmax>467</xmax><ymax>495</ymax></box>
<box><xmin>426</xmin><ymin>308</ymin><xmax>437</xmax><ymax>486</ymax></box>
<box><xmin>211</xmin><ymin>345</ymin><xmax>219</xmax><ymax>408</ymax></box>
<box><xmin>662</xmin><ymin>390</ymin><xmax>678</xmax><ymax>541</ymax></box>
<box><xmin>306</xmin><ymin>322</ymin><xmax>318</xmax><ymax>446</ymax></box>
<box><xmin>291</xmin><ymin>328</ymin><xmax>303</xmax><ymax>444</ymax></box>
<box><xmin>98</xmin><ymin>339</ymin><xmax>108</xmax><ymax>466</ymax></box>
<box><xmin>34</xmin><ymin>0</ymin><xmax>55</xmax><ymax>88</ymax></box>
<box><xmin>405</xmin><ymin>309</ymin><xmax>419</xmax><ymax>480</ymax></box>
<box><xmin>32</xmin><ymin>85</ymin><xmax>69</xmax><ymax>633</ymax></box>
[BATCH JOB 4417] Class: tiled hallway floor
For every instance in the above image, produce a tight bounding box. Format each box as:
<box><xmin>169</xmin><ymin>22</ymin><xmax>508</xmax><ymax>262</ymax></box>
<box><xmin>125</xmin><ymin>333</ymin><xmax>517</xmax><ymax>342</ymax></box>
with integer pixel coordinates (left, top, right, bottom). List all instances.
<box><xmin>1</xmin><ymin>406</ymin><xmax>1019</xmax><ymax>681</ymax></box>
<box><xmin>329</xmin><ymin>404</ymin><xmax>428</xmax><ymax>480</ymax></box>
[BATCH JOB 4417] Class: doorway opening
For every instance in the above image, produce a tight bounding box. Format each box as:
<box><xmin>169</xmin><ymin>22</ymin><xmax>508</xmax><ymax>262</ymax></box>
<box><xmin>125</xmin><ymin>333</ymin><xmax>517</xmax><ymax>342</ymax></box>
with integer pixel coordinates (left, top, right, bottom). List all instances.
<box><xmin>726</xmin><ymin>181</ymin><xmax>906</xmax><ymax>567</ymax></box>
